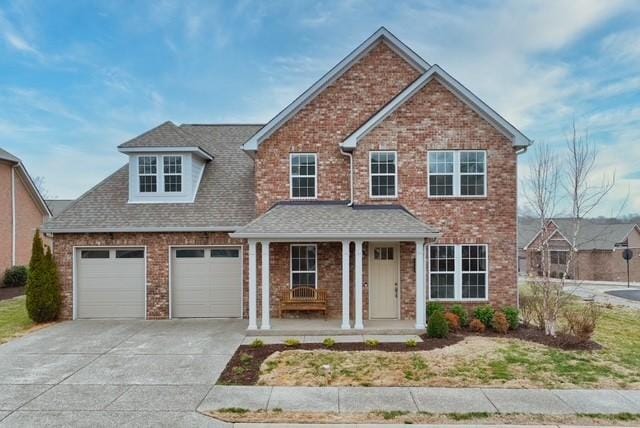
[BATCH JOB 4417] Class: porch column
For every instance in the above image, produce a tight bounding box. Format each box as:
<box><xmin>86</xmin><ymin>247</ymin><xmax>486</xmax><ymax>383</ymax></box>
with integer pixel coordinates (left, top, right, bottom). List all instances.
<box><xmin>354</xmin><ymin>240</ymin><xmax>364</xmax><ymax>330</ymax></box>
<box><xmin>341</xmin><ymin>240</ymin><xmax>350</xmax><ymax>329</ymax></box>
<box><xmin>415</xmin><ymin>240</ymin><xmax>426</xmax><ymax>329</ymax></box>
<box><xmin>261</xmin><ymin>241</ymin><xmax>271</xmax><ymax>330</ymax></box>
<box><xmin>248</xmin><ymin>239</ymin><xmax>258</xmax><ymax>330</ymax></box>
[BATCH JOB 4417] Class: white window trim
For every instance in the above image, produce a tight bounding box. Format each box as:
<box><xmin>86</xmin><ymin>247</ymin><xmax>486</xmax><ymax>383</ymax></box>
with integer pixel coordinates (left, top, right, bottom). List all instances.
<box><xmin>162</xmin><ymin>155</ymin><xmax>183</xmax><ymax>193</ymax></box>
<box><xmin>427</xmin><ymin>150</ymin><xmax>487</xmax><ymax>198</ymax></box>
<box><xmin>428</xmin><ymin>244</ymin><xmax>489</xmax><ymax>302</ymax></box>
<box><xmin>289</xmin><ymin>153</ymin><xmax>318</xmax><ymax>200</ymax></box>
<box><xmin>369</xmin><ymin>150</ymin><xmax>398</xmax><ymax>199</ymax></box>
<box><xmin>136</xmin><ymin>154</ymin><xmax>185</xmax><ymax>196</ymax></box>
<box><xmin>549</xmin><ymin>249</ymin><xmax>569</xmax><ymax>265</ymax></box>
<box><xmin>138</xmin><ymin>155</ymin><xmax>158</xmax><ymax>193</ymax></box>
<box><xmin>290</xmin><ymin>243</ymin><xmax>318</xmax><ymax>289</ymax></box>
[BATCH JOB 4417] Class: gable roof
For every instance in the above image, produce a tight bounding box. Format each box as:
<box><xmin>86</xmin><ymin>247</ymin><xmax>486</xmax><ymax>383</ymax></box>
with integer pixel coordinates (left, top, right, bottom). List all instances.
<box><xmin>42</xmin><ymin>125</ymin><xmax>262</xmax><ymax>233</ymax></box>
<box><xmin>242</xmin><ymin>27</ymin><xmax>429</xmax><ymax>152</ymax></box>
<box><xmin>342</xmin><ymin>65</ymin><xmax>533</xmax><ymax>150</ymax></box>
<box><xmin>0</xmin><ymin>147</ymin><xmax>52</xmax><ymax>217</ymax></box>
<box><xmin>117</xmin><ymin>121</ymin><xmax>214</xmax><ymax>159</ymax></box>
<box><xmin>46</xmin><ymin>199</ymin><xmax>74</xmax><ymax>217</ymax></box>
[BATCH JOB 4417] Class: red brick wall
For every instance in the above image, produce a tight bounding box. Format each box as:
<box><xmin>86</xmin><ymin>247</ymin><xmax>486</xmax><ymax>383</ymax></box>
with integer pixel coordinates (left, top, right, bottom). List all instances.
<box><xmin>53</xmin><ymin>232</ymin><xmax>246</xmax><ymax>320</ymax></box>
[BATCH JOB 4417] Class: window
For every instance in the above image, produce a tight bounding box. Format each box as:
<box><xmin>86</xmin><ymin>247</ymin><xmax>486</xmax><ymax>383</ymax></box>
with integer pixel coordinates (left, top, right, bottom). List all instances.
<box><xmin>291</xmin><ymin>244</ymin><xmax>316</xmax><ymax>288</ymax></box>
<box><xmin>550</xmin><ymin>250</ymin><xmax>567</xmax><ymax>265</ymax></box>
<box><xmin>429</xmin><ymin>244</ymin><xmax>488</xmax><ymax>300</ymax></box>
<box><xmin>138</xmin><ymin>156</ymin><xmax>157</xmax><ymax>193</ymax></box>
<box><xmin>115</xmin><ymin>250</ymin><xmax>144</xmax><ymax>258</ymax></box>
<box><xmin>175</xmin><ymin>249</ymin><xmax>204</xmax><ymax>258</ymax></box>
<box><xmin>370</xmin><ymin>151</ymin><xmax>397</xmax><ymax>197</ymax></box>
<box><xmin>290</xmin><ymin>154</ymin><xmax>316</xmax><ymax>199</ymax></box>
<box><xmin>211</xmin><ymin>249</ymin><xmax>239</xmax><ymax>258</ymax></box>
<box><xmin>374</xmin><ymin>247</ymin><xmax>395</xmax><ymax>260</ymax></box>
<box><xmin>428</xmin><ymin>151</ymin><xmax>486</xmax><ymax>197</ymax></box>
<box><xmin>163</xmin><ymin>156</ymin><xmax>182</xmax><ymax>193</ymax></box>
<box><xmin>81</xmin><ymin>250</ymin><xmax>110</xmax><ymax>259</ymax></box>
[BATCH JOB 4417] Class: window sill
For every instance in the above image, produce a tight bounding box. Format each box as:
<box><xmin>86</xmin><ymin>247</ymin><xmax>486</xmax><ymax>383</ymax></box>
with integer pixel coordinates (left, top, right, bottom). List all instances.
<box><xmin>428</xmin><ymin>298</ymin><xmax>489</xmax><ymax>303</ymax></box>
<box><xmin>427</xmin><ymin>196</ymin><xmax>487</xmax><ymax>200</ymax></box>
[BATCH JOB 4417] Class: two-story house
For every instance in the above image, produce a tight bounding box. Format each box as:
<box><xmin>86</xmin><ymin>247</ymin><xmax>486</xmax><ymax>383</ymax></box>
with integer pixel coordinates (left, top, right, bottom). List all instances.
<box><xmin>43</xmin><ymin>28</ymin><xmax>531</xmax><ymax>330</ymax></box>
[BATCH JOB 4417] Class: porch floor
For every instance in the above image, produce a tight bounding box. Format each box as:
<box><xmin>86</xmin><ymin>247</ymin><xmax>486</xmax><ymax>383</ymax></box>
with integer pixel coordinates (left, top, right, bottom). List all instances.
<box><xmin>246</xmin><ymin>319</ymin><xmax>425</xmax><ymax>336</ymax></box>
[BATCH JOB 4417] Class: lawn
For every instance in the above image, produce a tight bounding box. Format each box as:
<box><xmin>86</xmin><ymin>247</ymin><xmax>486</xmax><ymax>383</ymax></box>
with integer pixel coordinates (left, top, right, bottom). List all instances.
<box><xmin>258</xmin><ymin>305</ymin><xmax>640</xmax><ymax>389</ymax></box>
<box><xmin>0</xmin><ymin>296</ymin><xmax>36</xmax><ymax>344</ymax></box>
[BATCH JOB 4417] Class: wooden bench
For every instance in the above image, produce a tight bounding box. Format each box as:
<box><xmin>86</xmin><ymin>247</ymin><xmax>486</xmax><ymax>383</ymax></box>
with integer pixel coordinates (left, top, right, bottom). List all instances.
<box><xmin>279</xmin><ymin>287</ymin><xmax>328</xmax><ymax>319</ymax></box>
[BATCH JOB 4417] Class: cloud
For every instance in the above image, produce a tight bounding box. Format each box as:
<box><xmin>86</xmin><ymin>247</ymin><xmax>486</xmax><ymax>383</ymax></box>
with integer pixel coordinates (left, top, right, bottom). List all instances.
<box><xmin>0</xmin><ymin>8</ymin><xmax>41</xmax><ymax>57</ymax></box>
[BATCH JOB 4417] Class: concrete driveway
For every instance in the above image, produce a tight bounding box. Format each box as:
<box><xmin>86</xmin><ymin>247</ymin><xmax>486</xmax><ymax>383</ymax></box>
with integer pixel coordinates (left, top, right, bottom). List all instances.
<box><xmin>0</xmin><ymin>319</ymin><xmax>247</xmax><ymax>427</ymax></box>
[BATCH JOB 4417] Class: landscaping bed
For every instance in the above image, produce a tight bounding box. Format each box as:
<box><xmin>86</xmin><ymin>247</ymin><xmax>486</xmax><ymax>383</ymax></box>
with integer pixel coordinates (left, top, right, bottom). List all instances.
<box><xmin>0</xmin><ymin>286</ymin><xmax>25</xmax><ymax>301</ymax></box>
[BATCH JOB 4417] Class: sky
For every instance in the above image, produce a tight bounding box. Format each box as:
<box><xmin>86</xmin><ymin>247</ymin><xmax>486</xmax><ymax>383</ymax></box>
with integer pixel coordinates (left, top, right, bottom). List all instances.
<box><xmin>1</xmin><ymin>0</ymin><xmax>639</xmax><ymax>216</ymax></box>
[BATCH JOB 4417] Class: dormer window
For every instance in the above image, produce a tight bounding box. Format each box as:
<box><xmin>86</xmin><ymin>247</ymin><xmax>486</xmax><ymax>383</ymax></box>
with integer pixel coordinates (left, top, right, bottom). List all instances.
<box><xmin>138</xmin><ymin>156</ymin><xmax>157</xmax><ymax>193</ymax></box>
<box><xmin>163</xmin><ymin>156</ymin><xmax>182</xmax><ymax>192</ymax></box>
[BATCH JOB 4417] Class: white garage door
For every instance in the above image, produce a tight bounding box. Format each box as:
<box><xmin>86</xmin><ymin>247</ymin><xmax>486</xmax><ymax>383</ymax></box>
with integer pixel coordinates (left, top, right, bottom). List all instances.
<box><xmin>171</xmin><ymin>247</ymin><xmax>242</xmax><ymax>318</ymax></box>
<box><xmin>76</xmin><ymin>248</ymin><xmax>145</xmax><ymax>319</ymax></box>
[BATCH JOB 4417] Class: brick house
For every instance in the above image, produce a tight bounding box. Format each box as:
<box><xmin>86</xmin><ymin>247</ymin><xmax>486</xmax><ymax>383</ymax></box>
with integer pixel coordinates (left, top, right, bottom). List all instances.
<box><xmin>523</xmin><ymin>218</ymin><xmax>640</xmax><ymax>282</ymax></box>
<box><xmin>0</xmin><ymin>148</ymin><xmax>52</xmax><ymax>274</ymax></box>
<box><xmin>43</xmin><ymin>28</ymin><xmax>532</xmax><ymax>330</ymax></box>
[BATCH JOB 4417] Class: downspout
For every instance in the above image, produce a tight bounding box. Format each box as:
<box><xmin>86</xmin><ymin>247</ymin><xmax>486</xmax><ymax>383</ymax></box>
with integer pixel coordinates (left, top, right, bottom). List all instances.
<box><xmin>11</xmin><ymin>165</ymin><xmax>17</xmax><ymax>266</ymax></box>
<box><xmin>339</xmin><ymin>147</ymin><xmax>354</xmax><ymax>206</ymax></box>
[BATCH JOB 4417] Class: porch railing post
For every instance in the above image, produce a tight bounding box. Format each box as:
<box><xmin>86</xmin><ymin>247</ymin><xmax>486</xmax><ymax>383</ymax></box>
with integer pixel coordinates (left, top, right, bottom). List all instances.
<box><xmin>261</xmin><ymin>241</ymin><xmax>271</xmax><ymax>330</ymax></box>
<box><xmin>354</xmin><ymin>240</ymin><xmax>364</xmax><ymax>329</ymax></box>
<box><xmin>341</xmin><ymin>240</ymin><xmax>351</xmax><ymax>329</ymax></box>
<box><xmin>248</xmin><ymin>239</ymin><xmax>258</xmax><ymax>330</ymax></box>
<box><xmin>415</xmin><ymin>239</ymin><xmax>426</xmax><ymax>329</ymax></box>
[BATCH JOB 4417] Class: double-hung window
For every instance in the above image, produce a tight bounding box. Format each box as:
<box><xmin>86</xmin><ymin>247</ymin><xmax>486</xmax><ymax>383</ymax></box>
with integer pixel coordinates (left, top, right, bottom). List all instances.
<box><xmin>290</xmin><ymin>154</ymin><xmax>317</xmax><ymax>199</ymax></box>
<box><xmin>429</xmin><ymin>244</ymin><xmax>488</xmax><ymax>300</ymax></box>
<box><xmin>163</xmin><ymin>156</ymin><xmax>182</xmax><ymax>192</ymax></box>
<box><xmin>370</xmin><ymin>151</ymin><xmax>397</xmax><ymax>197</ymax></box>
<box><xmin>428</xmin><ymin>150</ymin><xmax>486</xmax><ymax>197</ymax></box>
<box><xmin>550</xmin><ymin>250</ymin><xmax>567</xmax><ymax>265</ymax></box>
<box><xmin>138</xmin><ymin>156</ymin><xmax>157</xmax><ymax>193</ymax></box>
<box><xmin>291</xmin><ymin>244</ymin><xmax>317</xmax><ymax>288</ymax></box>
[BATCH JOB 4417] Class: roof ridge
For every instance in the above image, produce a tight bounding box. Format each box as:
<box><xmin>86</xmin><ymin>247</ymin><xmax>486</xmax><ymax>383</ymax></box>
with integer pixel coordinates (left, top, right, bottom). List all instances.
<box><xmin>180</xmin><ymin>123</ymin><xmax>265</xmax><ymax>127</ymax></box>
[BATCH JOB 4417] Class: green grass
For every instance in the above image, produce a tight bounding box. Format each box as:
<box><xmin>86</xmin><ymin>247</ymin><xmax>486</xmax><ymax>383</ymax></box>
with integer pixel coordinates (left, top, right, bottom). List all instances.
<box><xmin>0</xmin><ymin>296</ymin><xmax>34</xmax><ymax>344</ymax></box>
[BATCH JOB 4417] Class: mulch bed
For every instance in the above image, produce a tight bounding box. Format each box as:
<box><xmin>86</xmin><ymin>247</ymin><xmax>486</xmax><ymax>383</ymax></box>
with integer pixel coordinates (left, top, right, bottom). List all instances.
<box><xmin>0</xmin><ymin>286</ymin><xmax>25</xmax><ymax>301</ymax></box>
<box><xmin>218</xmin><ymin>326</ymin><xmax>600</xmax><ymax>386</ymax></box>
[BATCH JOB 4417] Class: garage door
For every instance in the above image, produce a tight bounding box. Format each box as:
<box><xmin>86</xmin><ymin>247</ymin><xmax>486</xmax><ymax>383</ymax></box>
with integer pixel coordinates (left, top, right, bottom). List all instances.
<box><xmin>76</xmin><ymin>248</ymin><xmax>145</xmax><ymax>319</ymax></box>
<box><xmin>171</xmin><ymin>247</ymin><xmax>242</xmax><ymax>318</ymax></box>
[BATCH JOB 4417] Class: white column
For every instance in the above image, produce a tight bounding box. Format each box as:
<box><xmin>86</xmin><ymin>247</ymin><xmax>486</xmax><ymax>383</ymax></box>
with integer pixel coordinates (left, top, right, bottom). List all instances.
<box><xmin>415</xmin><ymin>240</ymin><xmax>426</xmax><ymax>329</ymax></box>
<box><xmin>261</xmin><ymin>241</ymin><xmax>271</xmax><ymax>330</ymax></box>
<box><xmin>248</xmin><ymin>240</ymin><xmax>258</xmax><ymax>330</ymax></box>
<box><xmin>341</xmin><ymin>240</ymin><xmax>351</xmax><ymax>329</ymax></box>
<box><xmin>354</xmin><ymin>240</ymin><xmax>364</xmax><ymax>330</ymax></box>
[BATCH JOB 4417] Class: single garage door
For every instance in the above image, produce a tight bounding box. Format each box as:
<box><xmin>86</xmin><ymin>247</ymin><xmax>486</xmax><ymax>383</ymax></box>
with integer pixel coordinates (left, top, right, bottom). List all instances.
<box><xmin>76</xmin><ymin>248</ymin><xmax>145</xmax><ymax>319</ymax></box>
<box><xmin>171</xmin><ymin>247</ymin><xmax>242</xmax><ymax>318</ymax></box>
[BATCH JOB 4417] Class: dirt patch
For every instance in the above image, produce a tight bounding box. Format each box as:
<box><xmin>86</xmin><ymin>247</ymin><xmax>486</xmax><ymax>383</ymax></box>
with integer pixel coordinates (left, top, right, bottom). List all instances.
<box><xmin>483</xmin><ymin>325</ymin><xmax>601</xmax><ymax>351</ymax></box>
<box><xmin>0</xmin><ymin>286</ymin><xmax>25</xmax><ymax>301</ymax></box>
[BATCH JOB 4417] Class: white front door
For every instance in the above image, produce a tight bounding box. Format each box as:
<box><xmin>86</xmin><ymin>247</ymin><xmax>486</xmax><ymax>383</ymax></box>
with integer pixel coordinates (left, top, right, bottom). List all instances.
<box><xmin>368</xmin><ymin>243</ymin><xmax>399</xmax><ymax>319</ymax></box>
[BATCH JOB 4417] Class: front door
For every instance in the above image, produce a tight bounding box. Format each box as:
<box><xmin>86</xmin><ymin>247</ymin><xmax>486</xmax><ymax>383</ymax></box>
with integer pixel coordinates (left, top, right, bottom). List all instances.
<box><xmin>368</xmin><ymin>243</ymin><xmax>399</xmax><ymax>319</ymax></box>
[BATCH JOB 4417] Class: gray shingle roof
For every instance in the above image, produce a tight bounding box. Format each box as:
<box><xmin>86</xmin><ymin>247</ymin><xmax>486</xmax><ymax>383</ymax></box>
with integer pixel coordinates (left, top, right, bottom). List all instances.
<box><xmin>45</xmin><ymin>199</ymin><xmax>74</xmax><ymax>217</ymax></box>
<box><xmin>0</xmin><ymin>147</ymin><xmax>20</xmax><ymax>163</ymax></box>
<box><xmin>42</xmin><ymin>124</ymin><xmax>263</xmax><ymax>232</ymax></box>
<box><xmin>231</xmin><ymin>202</ymin><xmax>440</xmax><ymax>239</ymax></box>
<box><xmin>117</xmin><ymin>121</ymin><xmax>214</xmax><ymax>157</ymax></box>
<box><xmin>518</xmin><ymin>217</ymin><xmax>540</xmax><ymax>249</ymax></box>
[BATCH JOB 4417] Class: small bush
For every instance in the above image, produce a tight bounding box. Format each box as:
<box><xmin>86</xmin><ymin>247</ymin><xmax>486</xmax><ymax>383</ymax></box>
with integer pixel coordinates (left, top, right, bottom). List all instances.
<box><xmin>2</xmin><ymin>266</ymin><xmax>28</xmax><ymax>288</ymax></box>
<box><xmin>322</xmin><ymin>338</ymin><xmax>336</xmax><ymax>348</ymax></box>
<box><xmin>239</xmin><ymin>353</ymin><xmax>253</xmax><ymax>364</ymax></box>
<box><xmin>365</xmin><ymin>338</ymin><xmax>380</xmax><ymax>347</ymax></box>
<box><xmin>450</xmin><ymin>304</ymin><xmax>469</xmax><ymax>327</ymax></box>
<box><xmin>427</xmin><ymin>310</ymin><xmax>449</xmax><ymax>338</ymax></box>
<box><xmin>469</xmin><ymin>318</ymin><xmax>485</xmax><ymax>333</ymax></box>
<box><xmin>405</xmin><ymin>338</ymin><xmax>418</xmax><ymax>348</ymax></box>
<box><xmin>284</xmin><ymin>338</ymin><xmax>300</xmax><ymax>347</ymax></box>
<box><xmin>427</xmin><ymin>302</ymin><xmax>445</xmax><ymax>320</ymax></box>
<box><xmin>473</xmin><ymin>305</ymin><xmax>495</xmax><ymax>327</ymax></box>
<box><xmin>491</xmin><ymin>311</ymin><xmax>509</xmax><ymax>334</ymax></box>
<box><xmin>502</xmin><ymin>306</ymin><xmax>520</xmax><ymax>330</ymax></box>
<box><xmin>563</xmin><ymin>303</ymin><xmax>601</xmax><ymax>343</ymax></box>
<box><xmin>444</xmin><ymin>312</ymin><xmax>460</xmax><ymax>332</ymax></box>
<box><xmin>249</xmin><ymin>339</ymin><xmax>264</xmax><ymax>348</ymax></box>
<box><xmin>25</xmin><ymin>233</ymin><xmax>61</xmax><ymax>323</ymax></box>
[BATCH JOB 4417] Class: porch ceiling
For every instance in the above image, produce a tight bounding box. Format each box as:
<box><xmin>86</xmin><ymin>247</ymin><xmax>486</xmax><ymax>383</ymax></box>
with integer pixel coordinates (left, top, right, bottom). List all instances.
<box><xmin>230</xmin><ymin>202</ymin><xmax>440</xmax><ymax>241</ymax></box>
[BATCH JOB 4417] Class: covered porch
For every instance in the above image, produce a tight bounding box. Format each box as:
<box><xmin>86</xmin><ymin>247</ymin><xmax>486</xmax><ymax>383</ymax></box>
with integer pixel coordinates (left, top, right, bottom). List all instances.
<box><xmin>231</xmin><ymin>203</ymin><xmax>440</xmax><ymax>332</ymax></box>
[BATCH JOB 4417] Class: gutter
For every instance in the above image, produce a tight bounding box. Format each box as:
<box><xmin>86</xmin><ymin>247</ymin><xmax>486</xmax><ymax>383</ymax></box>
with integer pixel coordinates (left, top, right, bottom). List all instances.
<box><xmin>339</xmin><ymin>147</ymin><xmax>354</xmax><ymax>206</ymax></box>
<box><xmin>11</xmin><ymin>165</ymin><xmax>17</xmax><ymax>266</ymax></box>
<box><xmin>40</xmin><ymin>226</ymin><xmax>243</xmax><ymax>234</ymax></box>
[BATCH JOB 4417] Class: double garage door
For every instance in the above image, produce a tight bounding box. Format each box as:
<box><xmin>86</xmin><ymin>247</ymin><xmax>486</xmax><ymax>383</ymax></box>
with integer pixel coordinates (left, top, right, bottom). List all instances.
<box><xmin>75</xmin><ymin>247</ymin><xmax>241</xmax><ymax>319</ymax></box>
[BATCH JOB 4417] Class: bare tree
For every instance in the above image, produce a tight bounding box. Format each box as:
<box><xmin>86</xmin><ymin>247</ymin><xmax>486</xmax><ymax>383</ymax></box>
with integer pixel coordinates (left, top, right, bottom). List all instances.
<box><xmin>33</xmin><ymin>176</ymin><xmax>50</xmax><ymax>199</ymax></box>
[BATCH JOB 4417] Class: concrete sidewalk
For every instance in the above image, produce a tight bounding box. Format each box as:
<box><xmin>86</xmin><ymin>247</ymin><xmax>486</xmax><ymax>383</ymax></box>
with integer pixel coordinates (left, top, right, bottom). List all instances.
<box><xmin>201</xmin><ymin>386</ymin><xmax>640</xmax><ymax>415</ymax></box>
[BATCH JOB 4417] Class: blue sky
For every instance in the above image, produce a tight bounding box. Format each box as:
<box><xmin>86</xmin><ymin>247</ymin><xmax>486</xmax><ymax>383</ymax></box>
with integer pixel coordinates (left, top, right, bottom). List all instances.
<box><xmin>1</xmin><ymin>0</ymin><xmax>639</xmax><ymax>215</ymax></box>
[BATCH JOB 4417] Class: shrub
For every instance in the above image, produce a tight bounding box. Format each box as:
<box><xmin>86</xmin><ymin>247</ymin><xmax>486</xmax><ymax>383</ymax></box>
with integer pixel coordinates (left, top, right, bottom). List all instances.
<box><xmin>250</xmin><ymin>339</ymin><xmax>264</xmax><ymax>348</ymax></box>
<box><xmin>520</xmin><ymin>292</ymin><xmax>545</xmax><ymax>330</ymax></box>
<box><xmin>25</xmin><ymin>233</ymin><xmax>61</xmax><ymax>323</ymax></box>
<box><xmin>427</xmin><ymin>310</ymin><xmax>449</xmax><ymax>338</ymax></box>
<box><xmin>322</xmin><ymin>338</ymin><xmax>336</xmax><ymax>348</ymax></box>
<box><xmin>405</xmin><ymin>338</ymin><xmax>418</xmax><ymax>348</ymax></box>
<box><xmin>502</xmin><ymin>306</ymin><xmax>520</xmax><ymax>330</ymax></box>
<box><xmin>491</xmin><ymin>311</ymin><xmax>509</xmax><ymax>334</ymax></box>
<box><xmin>284</xmin><ymin>338</ymin><xmax>300</xmax><ymax>347</ymax></box>
<box><xmin>427</xmin><ymin>301</ymin><xmax>445</xmax><ymax>320</ymax></box>
<box><xmin>563</xmin><ymin>303</ymin><xmax>601</xmax><ymax>343</ymax></box>
<box><xmin>365</xmin><ymin>338</ymin><xmax>380</xmax><ymax>347</ymax></box>
<box><xmin>450</xmin><ymin>304</ymin><xmax>469</xmax><ymax>327</ymax></box>
<box><xmin>469</xmin><ymin>319</ymin><xmax>486</xmax><ymax>333</ymax></box>
<box><xmin>239</xmin><ymin>353</ymin><xmax>253</xmax><ymax>364</ymax></box>
<box><xmin>444</xmin><ymin>312</ymin><xmax>460</xmax><ymax>332</ymax></box>
<box><xmin>2</xmin><ymin>266</ymin><xmax>28</xmax><ymax>288</ymax></box>
<box><xmin>473</xmin><ymin>305</ymin><xmax>495</xmax><ymax>327</ymax></box>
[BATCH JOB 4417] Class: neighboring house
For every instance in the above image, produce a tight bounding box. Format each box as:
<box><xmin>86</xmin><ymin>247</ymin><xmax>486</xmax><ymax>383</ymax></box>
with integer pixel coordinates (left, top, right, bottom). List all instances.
<box><xmin>523</xmin><ymin>218</ymin><xmax>640</xmax><ymax>282</ymax></box>
<box><xmin>42</xmin><ymin>28</ymin><xmax>532</xmax><ymax>329</ymax></box>
<box><xmin>46</xmin><ymin>199</ymin><xmax>74</xmax><ymax>217</ymax></box>
<box><xmin>518</xmin><ymin>217</ymin><xmax>540</xmax><ymax>274</ymax></box>
<box><xmin>0</xmin><ymin>148</ymin><xmax>52</xmax><ymax>273</ymax></box>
